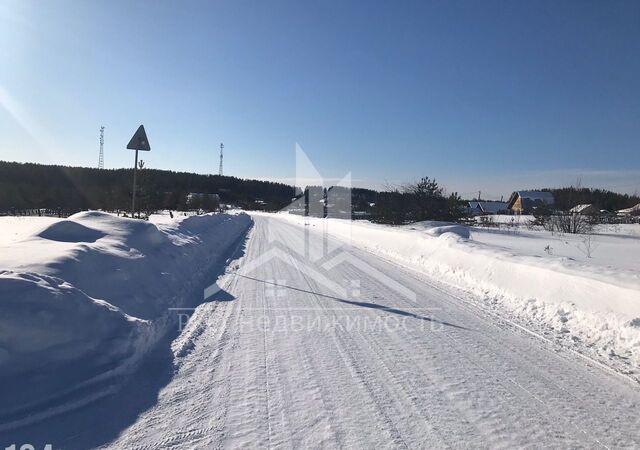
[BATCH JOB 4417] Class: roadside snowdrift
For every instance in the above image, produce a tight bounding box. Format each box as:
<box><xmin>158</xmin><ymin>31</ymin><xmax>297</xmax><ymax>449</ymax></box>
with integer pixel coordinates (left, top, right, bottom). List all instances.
<box><xmin>0</xmin><ymin>211</ymin><xmax>251</xmax><ymax>428</ymax></box>
<box><xmin>0</xmin><ymin>271</ymin><xmax>142</xmax><ymax>373</ymax></box>
<box><xmin>274</xmin><ymin>213</ymin><xmax>640</xmax><ymax>373</ymax></box>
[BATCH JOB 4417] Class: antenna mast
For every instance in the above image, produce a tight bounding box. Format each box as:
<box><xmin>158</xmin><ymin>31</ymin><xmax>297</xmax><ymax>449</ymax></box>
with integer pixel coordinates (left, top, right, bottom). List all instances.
<box><xmin>219</xmin><ymin>142</ymin><xmax>224</xmax><ymax>176</ymax></box>
<box><xmin>98</xmin><ymin>126</ymin><xmax>105</xmax><ymax>169</ymax></box>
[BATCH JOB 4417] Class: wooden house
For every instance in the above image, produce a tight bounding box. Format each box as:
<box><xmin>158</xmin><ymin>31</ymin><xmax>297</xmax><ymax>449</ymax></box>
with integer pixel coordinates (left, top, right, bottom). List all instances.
<box><xmin>507</xmin><ymin>191</ymin><xmax>555</xmax><ymax>215</ymax></box>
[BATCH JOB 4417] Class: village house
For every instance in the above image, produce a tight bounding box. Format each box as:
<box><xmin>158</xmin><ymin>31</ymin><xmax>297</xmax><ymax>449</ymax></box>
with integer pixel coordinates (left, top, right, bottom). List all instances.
<box><xmin>507</xmin><ymin>191</ymin><xmax>555</xmax><ymax>215</ymax></box>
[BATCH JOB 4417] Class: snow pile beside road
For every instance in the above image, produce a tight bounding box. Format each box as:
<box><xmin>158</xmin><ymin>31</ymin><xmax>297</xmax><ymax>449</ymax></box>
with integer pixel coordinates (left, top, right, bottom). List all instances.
<box><xmin>423</xmin><ymin>224</ymin><xmax>470</xmax><ymax>239</ymax></box>
<box><xmin>0</xmin><ymin>270</ymin><xmax>150</xmax><ymax>426</ymax></box>
<box><xmin>0</xmin><ymin>211</ymin><xmax>251</xmax><ymax>428</ymax></box>
<box><xmin>0</xmin><ymin>271</ymin><xmax>143</xmax><ymax>373</ymax></box>
<box><xmin>275</xmin><ymin>213</ymin><xmax>640</xmax><ymax>371</ymax></box>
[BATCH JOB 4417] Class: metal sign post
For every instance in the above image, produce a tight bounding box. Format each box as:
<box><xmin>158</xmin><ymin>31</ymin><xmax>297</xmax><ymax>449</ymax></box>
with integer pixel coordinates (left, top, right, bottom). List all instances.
<box><xmin>132</xmin><ymin>148</ymin><xmax>139</xmax><ymax>215</ymax></box>
<box><xmin>126</xmin><ymin>125</ymin><xmax>151</xmax><ymax>217</ymax></box>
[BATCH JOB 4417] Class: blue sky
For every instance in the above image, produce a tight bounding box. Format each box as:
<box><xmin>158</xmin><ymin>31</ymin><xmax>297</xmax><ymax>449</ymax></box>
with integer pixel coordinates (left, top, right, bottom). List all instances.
<box><xmin>0</xmin><ymin>0</ymin><xmax>639</xmax><ymax>199</ymax></box>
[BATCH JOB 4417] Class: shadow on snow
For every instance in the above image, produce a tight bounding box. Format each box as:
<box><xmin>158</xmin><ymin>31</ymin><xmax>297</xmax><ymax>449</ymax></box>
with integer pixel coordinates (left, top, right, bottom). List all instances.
<box><xmin>0</xmin><ymin>224</ymin><xmax>253</xmax><ymax>450</ymax></box>
<box><xmin>235</xmin><ymin>273</ymin><xmax>469</xmax><ymax>331</ymax></box>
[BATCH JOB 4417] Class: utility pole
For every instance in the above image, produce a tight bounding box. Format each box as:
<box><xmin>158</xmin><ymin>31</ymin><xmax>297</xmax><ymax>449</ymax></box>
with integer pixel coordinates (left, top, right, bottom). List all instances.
<box><xmin>132</xmin><ymin>150</ymin><xmax>139</xmax><ymax>215</ymax></box>
<box><xmin>478</xmin><ymin>191</ymin><xmax>481</xmax><ymax>201</ymax></box>
<box><xmin>98</xmin><ymin>126</ymin><xmax>105</xmax><ymax>169</ymax></box>
<box><xmin>219</xmin><ymin>143</ymin><xmax>224</xmax><ymax>176</ymax></box>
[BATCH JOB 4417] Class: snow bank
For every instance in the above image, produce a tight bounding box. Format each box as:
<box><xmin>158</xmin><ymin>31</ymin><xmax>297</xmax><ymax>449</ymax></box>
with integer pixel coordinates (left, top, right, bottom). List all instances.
<box><xmin>0</xmin><ymin>211</ymin><xmax>251</xmax><ymax>427</ymax></box>
<box><xmin>273</xmin><ymin>213</ymin><xmax>640</xmax><ymax>373</ymax></box>
<box><xmin>0</xmin><ymin>270</ymin><xmax>149</xmax><ymax>422</ymax></box>
<box><xmin>37</xmin><ymin>220</ymin><xmax>107</xmax><ymax>243</ymax></box>
<box><xmin>0</xmin><ymin>271</ymin><xmax>143</xmax><ymax>373</ymax></box>
<box><xmin>423</xmin><ymin>224</ymin><xmax>470</xmax><ymax>239</ymax></box>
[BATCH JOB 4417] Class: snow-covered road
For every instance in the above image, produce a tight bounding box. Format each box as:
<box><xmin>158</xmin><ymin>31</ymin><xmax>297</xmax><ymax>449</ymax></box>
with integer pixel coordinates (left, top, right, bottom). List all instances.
<box><xmin>101</xmin><ymin>214</ymin><xmax>640</xmax><ymax>449</ymax></box>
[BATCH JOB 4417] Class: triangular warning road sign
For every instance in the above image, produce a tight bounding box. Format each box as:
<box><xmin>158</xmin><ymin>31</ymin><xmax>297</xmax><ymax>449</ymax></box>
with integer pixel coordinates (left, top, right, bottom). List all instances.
<box><xmin>127</xmin><ymin>125</ymin><xmax>151</xmax><ymax>151</ymax></box>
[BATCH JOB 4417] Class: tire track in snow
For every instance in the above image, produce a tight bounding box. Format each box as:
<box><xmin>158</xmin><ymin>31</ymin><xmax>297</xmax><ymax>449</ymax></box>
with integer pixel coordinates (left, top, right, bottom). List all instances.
<box><xmin>277</xmin><ymin>241</ymin><xmax>414</xmax><ymax>449</ymax></box>
<box><xmin>333</xmin><ymin>264</ymin><xmax>487</xmax><ymax>447</ymax></box>
<box><xmin>343</xmin><ymin>250</ymin><xmax>615</xmax><ymax>448</ymax></box>
<box><xmin>392</xmin><ymin>275</ymin><xmax>632</xmax><ymax>447</ymax></box>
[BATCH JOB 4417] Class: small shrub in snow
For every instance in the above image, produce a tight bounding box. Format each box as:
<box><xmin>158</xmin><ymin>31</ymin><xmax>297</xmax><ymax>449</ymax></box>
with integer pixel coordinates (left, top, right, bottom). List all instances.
<box><xmin>537</xmin><ymin>213</ymin><xmax>595</xmax><ymax>235</ymax></box>
<box><xmin>576</xmin><ymin>234</ymin><xmax>597</xmax><ymax>258</ymax></box>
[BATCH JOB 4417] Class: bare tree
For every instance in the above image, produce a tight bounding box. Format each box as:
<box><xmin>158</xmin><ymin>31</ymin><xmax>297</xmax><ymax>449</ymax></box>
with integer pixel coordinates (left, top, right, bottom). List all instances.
<box><xmin>549</xmin><ymin>213</ymin><xmax>594</xmax><ymax>234</ymax></box>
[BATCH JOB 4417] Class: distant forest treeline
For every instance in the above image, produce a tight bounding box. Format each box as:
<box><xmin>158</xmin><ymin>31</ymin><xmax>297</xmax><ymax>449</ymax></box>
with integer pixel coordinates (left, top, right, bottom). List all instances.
<box><xmin>0</xmin><ymin>161</ymin><xmax>299</xmax><ymax>212</ymax></box>
<box><xmin>0</xmin><ymin>161</ymin><xmax>380</xmax><ymax>215</ymax></box>
<box><xmin>1</xmin><ymin>161</ymin><xmax>637</xmax><ymax>222</ymax></box>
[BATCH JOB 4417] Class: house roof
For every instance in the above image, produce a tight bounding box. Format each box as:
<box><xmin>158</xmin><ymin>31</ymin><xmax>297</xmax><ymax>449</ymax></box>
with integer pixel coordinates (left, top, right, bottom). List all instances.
<box><xmin>516</xmin><ymin>191</ymin><xmax>555</xmax><ymax>203</ymax></box>
<box><xmin>468</xmin><ymin>201</ymin><xmax>508</xmax><ymax>214</ymax></box>
<box><xmin>570</xmin><ymin>204</ymin><xmax>594</xmax><ymax>213</ymax></box>
<box><xmin>617</xmin><ymin>203</ymin><xmax>640</xmax><ymax>214</ymax></box>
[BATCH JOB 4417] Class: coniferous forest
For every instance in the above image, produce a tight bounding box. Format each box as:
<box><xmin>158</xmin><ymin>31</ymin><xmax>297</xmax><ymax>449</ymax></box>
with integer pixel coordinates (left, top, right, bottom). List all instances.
<box><xmin>1</xmin><ymin>161</ymin><xmax>637</xmax><ymax>222</ymax></box>
<box><xmin>0</xmin><ymin>161</ymin><xmax>297</xmax><ymax>214</ymax></box>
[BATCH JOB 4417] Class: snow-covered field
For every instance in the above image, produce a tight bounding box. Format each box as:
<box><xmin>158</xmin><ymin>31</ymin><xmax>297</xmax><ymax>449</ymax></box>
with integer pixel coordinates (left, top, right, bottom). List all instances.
<box><xmin>470</xmin><ymin>214</ymin><xmax>640</xmax><ymax>271</ymax></box>
<box><xmin>470</xmin><ymin>224</ymin><xmax>640</xmax><ymax>272</ymax></box>
<box><xmin>0</xmin><ymin>211</ymin><xmax>251</xmax><ymax>432</ymax></box>
<box><xmin>0</xmin><ymin>216</ymin><xmax>60</xmax><ymax>245</ymax></box>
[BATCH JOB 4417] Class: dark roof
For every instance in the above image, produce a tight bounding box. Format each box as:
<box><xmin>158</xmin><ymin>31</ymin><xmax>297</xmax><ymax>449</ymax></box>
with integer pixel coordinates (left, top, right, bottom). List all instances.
<box><xmin>468</xmin><ymin>201</ymin><xmax>508</xmax><ymax>214</ymax></box>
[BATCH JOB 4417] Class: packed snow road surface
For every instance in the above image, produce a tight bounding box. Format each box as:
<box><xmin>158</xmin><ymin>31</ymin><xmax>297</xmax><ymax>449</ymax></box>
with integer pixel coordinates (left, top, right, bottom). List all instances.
<box><xmin>103</xmin><ymin>214</ymin><xmax>640</xmax><ymax>449</ymax></box>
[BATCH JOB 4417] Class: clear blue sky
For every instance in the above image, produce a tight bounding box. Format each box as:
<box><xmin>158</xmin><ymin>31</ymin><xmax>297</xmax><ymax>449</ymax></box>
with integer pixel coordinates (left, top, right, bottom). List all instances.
<box><xmin>1</xmin><ymin>0</ymin><xmax>639</xmax><ymax>199</ymax></box>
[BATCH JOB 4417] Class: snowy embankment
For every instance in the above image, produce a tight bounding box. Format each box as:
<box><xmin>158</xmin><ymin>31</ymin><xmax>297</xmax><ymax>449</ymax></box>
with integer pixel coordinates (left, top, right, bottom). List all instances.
<box><xmin>273</xmin><ymin>212</ymin><xmax>640</xmax><ymax>375</ymax></box>
<box><xmin>0</xmin><ymin>211</ymin><xmax>251</xmax><ymax>430</ymax></box>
